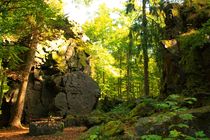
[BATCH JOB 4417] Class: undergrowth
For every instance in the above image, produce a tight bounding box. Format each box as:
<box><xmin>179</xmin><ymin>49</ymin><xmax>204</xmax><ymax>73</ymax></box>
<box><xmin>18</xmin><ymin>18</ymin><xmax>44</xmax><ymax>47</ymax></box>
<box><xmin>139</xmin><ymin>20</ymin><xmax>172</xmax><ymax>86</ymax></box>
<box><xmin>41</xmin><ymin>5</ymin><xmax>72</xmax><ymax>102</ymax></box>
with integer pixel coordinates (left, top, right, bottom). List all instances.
<box><xmin>79</xmin><ymin>94</ymin><xmax>210</xmax><ymax>140</ymax></box>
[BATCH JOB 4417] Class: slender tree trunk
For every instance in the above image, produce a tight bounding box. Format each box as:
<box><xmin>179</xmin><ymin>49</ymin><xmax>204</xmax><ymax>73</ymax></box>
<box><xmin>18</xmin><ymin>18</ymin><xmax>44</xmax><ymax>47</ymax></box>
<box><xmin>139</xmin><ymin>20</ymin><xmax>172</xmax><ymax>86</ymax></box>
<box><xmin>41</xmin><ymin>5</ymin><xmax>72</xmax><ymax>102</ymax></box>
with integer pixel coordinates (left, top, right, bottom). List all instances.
<box><xmin>96</xmin><ymin>68</ymin><xmax>100</xmax><ymax>84</ymax></box>
<box><xmin>142</xmin><ymin>0</ymin><xmax>149</xmax><ymax>96</ymax></box>
<box><xmin>118</xmin><ymin>51</ymin><xmax>122</xmax><ymax>98</ymax></box>
<box><xmin>9</xmin><ymin>31</ymin><xmax>38</xmax><ymax>128</ymax></box>
<box><xmin>126</xmin><ymin>31</ymin><xmax>133</xmax><ymax>99</ymax></box>
<box><xmin>0</xmin><ymin>60</ymin><xmax>4</xmax><ymax>107</ymax></box>
<box><xmin>102</xmin><ymin>71</ymin><xmax>105</xmax><ymax>84</ymax></box>
<box><xmin>0</xmin><ymin>72</ymin><xmax>5</xmax><ymax>107</ymax></box>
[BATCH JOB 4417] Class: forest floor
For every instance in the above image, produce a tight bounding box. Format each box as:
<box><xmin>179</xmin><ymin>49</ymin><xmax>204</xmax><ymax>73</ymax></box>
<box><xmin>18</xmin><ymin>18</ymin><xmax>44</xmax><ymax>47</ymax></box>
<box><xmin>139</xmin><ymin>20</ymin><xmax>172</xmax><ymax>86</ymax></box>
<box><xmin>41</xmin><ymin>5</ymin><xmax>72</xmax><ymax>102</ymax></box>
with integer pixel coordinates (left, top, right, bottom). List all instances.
<box><xmin>0</xmin><ymin>127</ymin><xmax>86</xmax><ymax>140</ymax></box>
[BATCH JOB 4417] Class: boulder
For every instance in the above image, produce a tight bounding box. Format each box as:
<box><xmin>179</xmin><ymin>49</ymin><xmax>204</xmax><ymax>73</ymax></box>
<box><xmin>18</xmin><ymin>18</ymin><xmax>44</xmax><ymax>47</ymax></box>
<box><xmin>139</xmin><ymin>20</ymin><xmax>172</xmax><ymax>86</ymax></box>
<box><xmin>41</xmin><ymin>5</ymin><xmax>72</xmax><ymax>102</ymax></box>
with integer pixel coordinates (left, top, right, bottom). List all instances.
<box><xmin>25</xmin><ymin>71</ymin><xmax>100</xmax><ymax>120</ymax></box>
<box><xmin>54</xmin><ymin>71</ymin><xmax>100</xmax><ymax>116</ymax></box>
<box><xmin>80</xmin><ymin>120</ymin><xmax>124</xmax><ymax>140</ymax></box>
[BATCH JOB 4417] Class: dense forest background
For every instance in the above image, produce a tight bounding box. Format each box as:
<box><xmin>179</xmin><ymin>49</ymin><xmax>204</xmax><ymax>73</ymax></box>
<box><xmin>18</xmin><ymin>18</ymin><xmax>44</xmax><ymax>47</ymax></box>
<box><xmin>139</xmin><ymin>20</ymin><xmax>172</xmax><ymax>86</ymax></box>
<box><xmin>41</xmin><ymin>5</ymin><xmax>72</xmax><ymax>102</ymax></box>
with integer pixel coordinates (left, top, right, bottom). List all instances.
<box><xmin>0</xmin><ymin>0</ymin><xmax>210</xmax><ymax>139</ymax></box>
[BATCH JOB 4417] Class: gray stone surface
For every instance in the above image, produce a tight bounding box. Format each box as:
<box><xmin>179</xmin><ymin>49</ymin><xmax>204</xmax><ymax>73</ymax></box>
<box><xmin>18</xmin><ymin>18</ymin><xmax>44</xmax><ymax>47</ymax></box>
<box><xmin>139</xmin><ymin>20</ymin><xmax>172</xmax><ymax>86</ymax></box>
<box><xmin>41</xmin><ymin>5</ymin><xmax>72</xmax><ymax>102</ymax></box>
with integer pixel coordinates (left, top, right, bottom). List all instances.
<box><xmin>54</xmin><ymin>72</ymin><xmax>100</xmax><ymax>116</ymax></box>
<box><xmin>29</xmin><ymin>120</ymin><xmax>64</xmax><ymax>136</ymax></box>
<box><xmin>25</xmin><ymin>71</ymin><xmax>100</xmax><ymax>119</ymax></box>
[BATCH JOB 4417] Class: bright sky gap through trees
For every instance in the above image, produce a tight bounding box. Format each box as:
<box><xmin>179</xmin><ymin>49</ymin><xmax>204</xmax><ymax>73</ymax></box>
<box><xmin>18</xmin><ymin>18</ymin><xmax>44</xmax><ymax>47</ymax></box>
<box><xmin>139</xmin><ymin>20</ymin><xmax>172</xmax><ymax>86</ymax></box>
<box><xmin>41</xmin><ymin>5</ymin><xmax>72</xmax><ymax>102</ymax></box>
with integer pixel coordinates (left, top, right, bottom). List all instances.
<box><xmin>62</xmin><ymin>0</ymin><xmax>126</xmax><ymax>24</ymax></box>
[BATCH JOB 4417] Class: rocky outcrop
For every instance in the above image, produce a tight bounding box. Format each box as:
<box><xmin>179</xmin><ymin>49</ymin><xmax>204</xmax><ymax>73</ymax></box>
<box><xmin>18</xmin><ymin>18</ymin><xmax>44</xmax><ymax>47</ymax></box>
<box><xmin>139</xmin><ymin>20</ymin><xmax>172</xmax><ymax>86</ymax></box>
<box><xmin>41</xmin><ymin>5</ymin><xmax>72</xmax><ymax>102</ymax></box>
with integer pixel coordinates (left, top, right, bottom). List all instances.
<box><xmin>0</xmin><ymin>20</ymin><xmax>100</xmax><ymax>125</ymax></box>
<box><xmin>24</xmin><ymin>21</ymin><xmax>100</xmax><ymax>120</ymax></box>
<box><xmin>24</xmin><ymin>36</ymin><xmax>100</xmax><ymax>120</ymax></box>
<box><xmin>25</xmin><ymin>71</ymin><xmax>100</xmax><ymax>120</ymax></box>
<box><xmin>134</xmin><ymin>106</ymin><xmax>210</xmax><ymax>138</ymax></box>
<box><xmin>161</xmin><ymin>1</ymin><xmax>210</xmax><ymax>97</ymax></box>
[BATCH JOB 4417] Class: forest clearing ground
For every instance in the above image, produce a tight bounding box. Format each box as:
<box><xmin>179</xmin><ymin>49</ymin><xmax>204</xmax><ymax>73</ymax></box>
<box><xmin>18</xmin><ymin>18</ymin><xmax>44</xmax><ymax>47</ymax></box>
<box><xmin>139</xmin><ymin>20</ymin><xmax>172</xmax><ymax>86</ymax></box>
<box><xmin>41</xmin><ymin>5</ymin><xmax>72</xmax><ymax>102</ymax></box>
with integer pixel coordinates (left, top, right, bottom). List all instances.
<box><xmin>0</xmin><ymin>126</ymin><xmax>87</xmax><ymax>140</ymax></box>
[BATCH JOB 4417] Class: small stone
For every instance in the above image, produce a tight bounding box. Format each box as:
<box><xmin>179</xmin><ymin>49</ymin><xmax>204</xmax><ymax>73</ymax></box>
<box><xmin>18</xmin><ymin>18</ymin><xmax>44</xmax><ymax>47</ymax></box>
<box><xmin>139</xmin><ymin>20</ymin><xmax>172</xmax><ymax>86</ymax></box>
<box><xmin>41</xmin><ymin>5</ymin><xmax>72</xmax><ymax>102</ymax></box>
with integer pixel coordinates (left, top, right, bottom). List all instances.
<box><xmin>29</xmin><ymin>120</ymin><xmax>64</xmax><ymax>136</ymax></box>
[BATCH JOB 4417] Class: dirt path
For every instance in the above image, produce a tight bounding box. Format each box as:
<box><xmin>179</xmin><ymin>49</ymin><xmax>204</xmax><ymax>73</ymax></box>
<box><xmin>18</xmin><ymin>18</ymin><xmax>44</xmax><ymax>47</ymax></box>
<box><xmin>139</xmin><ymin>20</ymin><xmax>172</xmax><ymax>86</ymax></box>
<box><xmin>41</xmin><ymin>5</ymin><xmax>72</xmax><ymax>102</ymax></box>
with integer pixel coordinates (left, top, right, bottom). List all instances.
<box><xmin>0</xmin><ymin>127</ymin><xmax>87</xmax><ymax>140</ymax></box>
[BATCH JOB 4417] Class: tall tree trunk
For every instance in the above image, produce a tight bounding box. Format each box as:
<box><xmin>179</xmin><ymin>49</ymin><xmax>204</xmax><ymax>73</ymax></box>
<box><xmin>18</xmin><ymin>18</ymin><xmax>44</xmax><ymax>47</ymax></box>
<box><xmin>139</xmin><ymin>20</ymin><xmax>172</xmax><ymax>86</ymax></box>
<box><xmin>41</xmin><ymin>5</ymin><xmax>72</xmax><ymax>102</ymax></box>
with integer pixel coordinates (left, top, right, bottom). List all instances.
<box><xmin>102</xmin><ymin>71</ymin><xmax>105</xmax><ymax>84</ymax></box>
<box><xmin>0</xmin><ymin>60</ymin><xmax>5</xmax><ymax>107</ymax></box>
<box><xmin>142</xmin><ymin>0</ymin><xmax>149</xmax><ymax>96</ymax></box>
<box><xmin>118</xmin><ymin>52</ymin><xmax>122</xmax><ymax>98</ymax></box>
<box><xmin>9</xmin><ymin>31</ymin><xmax>38</xmax><ymax>128</ymax></box>
<box><xmin>126</xmin><ymin>31</ymin><xmax>133</xmax><ymax>99</ymax></box>
<box><xmin>0</xmin><ymin>71</ymin><xmax>5</xmax><ymax>107</ymax></box>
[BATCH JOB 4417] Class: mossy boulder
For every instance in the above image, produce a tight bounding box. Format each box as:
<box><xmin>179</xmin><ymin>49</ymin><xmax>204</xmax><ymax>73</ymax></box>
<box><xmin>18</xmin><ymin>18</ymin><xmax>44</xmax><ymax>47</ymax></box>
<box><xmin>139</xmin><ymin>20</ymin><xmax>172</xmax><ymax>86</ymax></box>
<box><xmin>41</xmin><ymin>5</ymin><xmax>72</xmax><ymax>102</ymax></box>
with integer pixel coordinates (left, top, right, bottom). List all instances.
<box><xmin>80</xmin><ymin>120</ymin><xmax>124</xmax><ymax>139</ymax></box>
<box><xmin>135</xmin><ymin>106</ymin><xmax>210</xmax><ymax>137</ymax></box>
<box><xmin>102</xmin><ymin>120</ymin><xmax>124</xmax><ymax>137</ymax></box>
<box><xmin>129</xmin><ymin>103</ymin><xmax>155</xmax><ymax>118</ymax></box>
<box><xmin>86</xmin><ymin>115</ymin><xmax>107</xmax><ymax>127</ymax></box>
<box><xmin>64</xmin><ymin>110</ymin><xmax>109</xmax><ymax>128</ymax></box>
<box><xmin>135</xmin><ymin>112</ymin><xmax>176</xmax><ymax>136</ymax></box>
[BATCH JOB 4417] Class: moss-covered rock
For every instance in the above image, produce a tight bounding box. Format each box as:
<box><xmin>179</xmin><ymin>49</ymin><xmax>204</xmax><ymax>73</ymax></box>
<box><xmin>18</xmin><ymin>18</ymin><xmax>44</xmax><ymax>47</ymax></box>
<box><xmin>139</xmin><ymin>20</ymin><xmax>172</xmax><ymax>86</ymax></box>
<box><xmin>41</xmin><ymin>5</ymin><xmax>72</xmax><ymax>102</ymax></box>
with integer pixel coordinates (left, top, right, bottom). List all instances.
<box><xmin>129</xmin><ymin>103</ymin><xmax>155</xmax><ymax>118</ymax></box>
<box><xmin>135</xmin><ymin>105</ymin><xmax>210</xmax><ymax>137</ymax></box>
<box><xmin>86</xmin><ymin>115</ymin><xmax>107</xmax><ymax>127</ymax></box>
<box><xmin>80</xmin><ymin>120</ymin><xmax>124</xmax><ymax>139</ymax></box>
<box><xmin>161</xmin><ymin>1</ymin><xmax>210</xmax><ymax>97</ymax></box>
<box><xmin>79</xmin><ymin>99</ymin><xmax>210</xmax><ymax>139</ymax></box>
<box><xmin>64</xmin><ymin>110</ymin><xmax>109</xmax><ymax>128</ymax></box>
<box><xmin>102</xmin><ymin>120</ymin><xmax>124</xmax><ymax>137</ymax></box>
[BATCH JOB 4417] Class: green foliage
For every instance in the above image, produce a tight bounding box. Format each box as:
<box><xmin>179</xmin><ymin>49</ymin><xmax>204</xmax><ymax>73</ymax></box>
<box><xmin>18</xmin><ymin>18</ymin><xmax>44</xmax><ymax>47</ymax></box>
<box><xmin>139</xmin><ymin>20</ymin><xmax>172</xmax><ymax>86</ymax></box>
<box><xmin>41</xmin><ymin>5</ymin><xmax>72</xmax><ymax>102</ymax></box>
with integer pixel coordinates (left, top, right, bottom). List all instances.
<box><xmin>80</xmin><ymin>126</ymin><xmax>101</xmax><ymax>140</ymax></box>
<box><xmin>195</xmin><ymin>131</ymin><xmax>207</xmax><ymax>138</ymax></box>
<box><xmin>155</xmin><ymin>102</ymin><xmax>171</xmax><ymax>110</ymax></box>
<box><xmin>88</xmin><ymin>134</ymin><xmax>98</xmax><ymax>140</ymax></box>
<box><xmin>0</xmin><ymin>0</ymin><xmax>70</xmax><ymax>115</ymax></box>
<box><xmin>153</xmin><ymin>94</ymin><xmax>197</xmax><ymax>112</ymax></box>
<box><xmin>0</xmin><ymin>45</ymin><xmax>29</xmax><ymax>69</ymax></box>
<box><xmin>0</xmin><ymin>61</ymin><xmax>8</xmax><ymax>108</ymax></box>
<box><xmin>129</xmin><ymin>103</ymin><xmax>146</xmax><ymax>117</ymax></box>
<box><xmin>179</xmin><ymin>19</ymin><xmax>210</xmax><ymax>49</ymax></box>
<box><xmin>169</xmin><ymin>129</ymin><xmax>182</xmax><ymax>138</ymax></box>
<box><xmin>102</xmin><ymin>120</ymin><xmax>124</xmax><ymax>137</ymax></box>
<box><xmin>80</xmin><ymin>120</ymin><xmax>124</xmax><ymax>140</ymax></box>
<box><xmin>82</xmin><ymin>94</ymin><xmax>209</xmax><ymax>139</ymax></box>
<box><xmin>141</xmin><ymin>134</ymin><xmax>162</xmax><ymax>140</ymax></box>
<box><xmin>82</xmin><ymin>0</ymin><xmax>162</xmax><ymax>99</ymax></box>
<box><xmin>126</xmin><ymin>0</ymin><xmax>136</xmax><ymax>14</ymax></box>
<box><xmin>178</xmin><ymin>113</ymin><xmax>194</xmax><ymax>121</ymax></box>
<box><xmin>109</xmin><ymin>102</ymin><xmax>134</xmax><ymax>115</ymax></box>
<box><xmin>0</xmin><ymin>0</ymin><xmax>64</xmax><ymax>70</ymax></box>
<box><xmin>169</xmin><ymin>123</ymin><xmax>189</xmax><ymax>129</ymax></box>
<box><xmin>83</xmin><ymin>4</ymin><xmax>131</xmax><ymax>98</ymax></box>
<box><xmin>167</xmin><ymin>129</ymin><xmax>209</xmax><ymax>140</ymax></box>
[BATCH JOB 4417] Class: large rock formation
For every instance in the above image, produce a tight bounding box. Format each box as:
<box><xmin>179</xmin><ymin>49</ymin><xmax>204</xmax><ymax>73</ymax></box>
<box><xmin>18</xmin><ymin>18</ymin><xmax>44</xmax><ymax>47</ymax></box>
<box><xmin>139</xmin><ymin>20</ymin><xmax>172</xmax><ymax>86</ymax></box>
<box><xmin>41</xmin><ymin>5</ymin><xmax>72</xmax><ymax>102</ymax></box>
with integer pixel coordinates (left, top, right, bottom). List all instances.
<box><xmin>0</xmin><ymin>20</ymin><xmax>100</xmax><ymax>125</ymax></box>
<box><xmin>25</xmin><ymin>71</ymin><xmax>100</xmax><ymax>119</ymax></box>
<box><xmin>23</xmin><ymin>22</ymin><xmax>100</xmax><ymax>120</ymax></box>
<box><xmin>161</xmin><ymin>1</ymin><xmax>210</xmax><ymax>98</ymax></box>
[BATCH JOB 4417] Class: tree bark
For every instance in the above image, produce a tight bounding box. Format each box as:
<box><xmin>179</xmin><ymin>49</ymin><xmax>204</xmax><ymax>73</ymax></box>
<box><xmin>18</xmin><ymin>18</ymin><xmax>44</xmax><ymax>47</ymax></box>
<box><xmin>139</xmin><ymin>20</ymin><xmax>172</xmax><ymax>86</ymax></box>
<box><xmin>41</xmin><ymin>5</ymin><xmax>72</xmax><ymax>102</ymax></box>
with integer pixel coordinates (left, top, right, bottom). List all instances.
<box><xmin>126</xmin><ymin>31</ymin><xmax>133</xmax><ymax>99</ymax></box>
<box><xmin>118</xmin><ymin>51</ymin><xmax>122</xmax><ymax>98</ymax></box>
<box><xmin>142</xmin><ymin>0</ymin><xmax>149</xmax><ymax>96</ymax></box>
<box><xmin>0</xmin><ymin>69</ymin><xmax>5</xmax><ymax>107</ymax></box>
<box><xmin>9</xmin><ymin>31</ymin><xmax>38</xmax><ymax>128</ymax></box>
